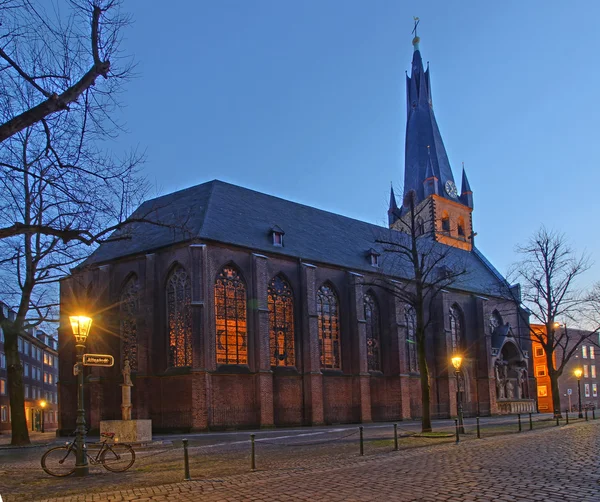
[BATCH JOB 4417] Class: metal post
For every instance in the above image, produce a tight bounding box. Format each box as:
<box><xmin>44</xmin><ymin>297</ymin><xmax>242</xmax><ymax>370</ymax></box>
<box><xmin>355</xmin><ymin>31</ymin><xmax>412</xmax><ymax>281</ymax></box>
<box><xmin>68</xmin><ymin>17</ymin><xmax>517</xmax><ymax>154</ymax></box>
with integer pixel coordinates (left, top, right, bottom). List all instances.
<box><xmin>556</xmin><ymin>414</ymin><xmax>560</xmax><ymax>427</ymax></box>
<box><xmin>518</xmin><ymin>414</ymin><xmax>521</xmax><ymax>432</ymax></box>
<box><xmin>74</xmin><ymin>343</ymin><xmax>88</xmax><ymax>477</ymax></box>
<box><xmin>577</xmin><ymin>379</ymin><xmax>583</xmax><ymax>419</ymax></box>
<box><xmin>529</xmin><ymin>413</ymin><xmax>533</xmax><ymax>431</ymax></box>
<box><xmin>359</xmin><ymin>426</ymin><xmax>364</xmax><ymax>456</ymax></box>
<box><xmin>585</xmin><ymin>408</ymin><xmax>588</xmax><ymax>421</ymax></box>
<box><xmin>393</xmin><ymin>423</ymin><xmax>398</xmax><ymax>451</ymax></box>
<box><xmin>41</xmin><ymin>409</ymin><xmax>45</xmax><ymax>433</ymax></box>
<box><xmin>455</xmin><ymin>419</ymin><xmax>459</xmax><ymax>444</ymax></box>
<box><xmin>182</xmin><ymin>439</ymin><xmax>191</xmax><ymax>481</ymax></box>
<box><xmin>250</xmin><ymin>434</ymin><xmax>256</xmax><ymax>471</ymax></box>
<box><xmin>476</xmin><ymin>416</ymin><xmax>480</xmax><ymax>439</ymax></box>
<box><xmin>565</xmin><ymin>410</ymin><xmax>569</xmax><ymax>425</ymax></box>
<box><xmin>593</xmin><ymin>408</ymin><xmax>596</xmax><ymax>420</ymax></box>
<box><xmin>455</xmin><ymin>371</ymin><xmax>465</xmax><ymax>434</ymax></box>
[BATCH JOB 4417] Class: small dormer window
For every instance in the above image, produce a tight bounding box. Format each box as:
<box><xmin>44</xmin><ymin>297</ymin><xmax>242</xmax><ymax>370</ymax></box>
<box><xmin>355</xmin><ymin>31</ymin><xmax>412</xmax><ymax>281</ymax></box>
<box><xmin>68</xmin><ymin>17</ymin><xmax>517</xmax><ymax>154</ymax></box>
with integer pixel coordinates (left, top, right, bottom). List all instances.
<box><xmin>367</xmin><ymin>249</ymin><xmax>380</xmax><ymax>267</ymax></box>
<box><xmin>271</xmin><ymin>225</ymin><xmax>285</xmax><ymax>247</ymax></box>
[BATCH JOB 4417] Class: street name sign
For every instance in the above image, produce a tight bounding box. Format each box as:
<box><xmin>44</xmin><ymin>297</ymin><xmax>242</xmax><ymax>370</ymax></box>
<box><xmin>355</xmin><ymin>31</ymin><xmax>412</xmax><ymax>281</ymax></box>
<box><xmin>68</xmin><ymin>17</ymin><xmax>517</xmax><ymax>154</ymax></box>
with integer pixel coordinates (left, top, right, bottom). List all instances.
<box><xmin>83</xmin><ymin>354</ymin><xmax>114</xmax><ymax>367</ymax></box>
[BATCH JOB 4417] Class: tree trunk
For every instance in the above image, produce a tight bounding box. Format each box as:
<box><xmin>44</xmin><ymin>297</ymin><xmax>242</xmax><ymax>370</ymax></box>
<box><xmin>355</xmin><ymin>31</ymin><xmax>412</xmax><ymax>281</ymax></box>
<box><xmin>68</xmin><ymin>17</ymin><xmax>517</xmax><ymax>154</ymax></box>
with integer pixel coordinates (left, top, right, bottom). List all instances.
<box><xmin>418</xmin><ymin>335</ymin><xmax>432</xmax><ymax>432</ymax></box>
<box><xmin>549</xmin><ymin>368</ymin><xmax>562</xmax><ymax>418</ymax></box>
<box><xmin>3</xmin><ymin>322</ymin><xmax>30</xmax><ymax>445</ymax></box>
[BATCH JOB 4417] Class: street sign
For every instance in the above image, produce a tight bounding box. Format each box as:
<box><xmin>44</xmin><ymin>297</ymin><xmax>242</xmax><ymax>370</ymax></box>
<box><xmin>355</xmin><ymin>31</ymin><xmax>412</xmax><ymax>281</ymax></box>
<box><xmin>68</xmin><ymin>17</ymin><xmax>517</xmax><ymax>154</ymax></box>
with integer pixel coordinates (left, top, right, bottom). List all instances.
<box><xmin>567</xmin><ymin>388</ymin><xmax>572</xmax><ymax>395</ymax></box>
<box><xmin>83</xmin><ymin>354</ymin><xmax>114</xmax><ymax>367</ymax></box>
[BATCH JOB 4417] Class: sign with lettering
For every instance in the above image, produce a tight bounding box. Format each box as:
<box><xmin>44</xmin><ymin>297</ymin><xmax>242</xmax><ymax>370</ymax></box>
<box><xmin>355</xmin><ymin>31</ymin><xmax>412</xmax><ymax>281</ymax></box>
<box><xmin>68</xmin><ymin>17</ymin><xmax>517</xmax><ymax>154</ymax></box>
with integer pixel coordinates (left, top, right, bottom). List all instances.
<box><xmin>82</xmin><ymin>354</ymin><xmax>114</xmax><ymax>367</ymax></box>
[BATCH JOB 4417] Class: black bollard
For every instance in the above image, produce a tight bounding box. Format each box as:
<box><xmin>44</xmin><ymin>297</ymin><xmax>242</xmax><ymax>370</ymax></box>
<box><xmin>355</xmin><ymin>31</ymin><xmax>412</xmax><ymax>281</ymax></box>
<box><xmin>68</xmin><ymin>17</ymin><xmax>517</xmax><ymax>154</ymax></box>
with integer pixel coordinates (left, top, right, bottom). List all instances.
<box><xmin>182</xmin><ymin>439</ymin><xmax>191</xmax><ymax>481</ymax></box>
<box><xmin>529</xmin><ymin>413</ymin><xmax>533</xmax><ymax>431</ymax></box>
<box><xmin>393</xmin><ymin>423</ymin><xmax>399</xmax><ymax>451</ymax></box>
<box><xmin>476</xmin><ymin>416</ymin><xmax>481</xmax><ymax>439</ymax></box>
<box><xmin>518</xmin><ymin>414</ymin><xmax>522</xmax><ymax>432</ymax></box>
<box><xmin>556</xmin><ymin>415</ymin><xmax>560</xmax><ymax>426</ymax></box>
<box><xmin>359</xmin><ymin>426</ymin><xmax>364</xmax><ymax>456</ymax></box>
<box><xmin>250</xmin><ymin>434</ymin><xmax>256</xmax><ymax>471</ymax></box>
<box><xmin>585</xmin><ymin>408</ymin><xmax>589</xmax><ymax>421</ymax></box>
<box><xmin>593</xmin><ymin>408</ymin><xmax>596</xmax><ymax>420</ymax></box>
<box><xmin>455</xmin><ymin>419</ymin><xmax>460</xmax><ymax>444</ymax></box>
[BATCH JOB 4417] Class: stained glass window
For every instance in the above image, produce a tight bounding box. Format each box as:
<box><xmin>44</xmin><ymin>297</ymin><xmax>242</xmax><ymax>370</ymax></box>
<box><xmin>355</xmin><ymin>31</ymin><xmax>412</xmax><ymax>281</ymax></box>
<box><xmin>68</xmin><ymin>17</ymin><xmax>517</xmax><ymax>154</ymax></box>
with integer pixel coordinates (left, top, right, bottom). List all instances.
<box><xmin>317</xmin><ymin>284</ymin><xmax>341</xmax><ymax>369</ymax></box>
<box><xmin>449</xmin><ymin>304</ymin><xmax>464</xmax><ymax>353</ymax></box>
<box><xmin>215</xmin><ymin>266</ymin><xmax>248</xmax><ymax>365</ymax></box>
<box><xmin>405</xmin><ymin>306</ymin><xmax>419</xmax><ymax>372</ymax></box>
<box><xmin>364</xmin><ymin>292</ymin><xmax>381</xmax><ymax>371</ymax></box>
<box><xmin>120</xmin><ymin>276</ymin><xmax>139</xmax><ymax>371</ymax></box>
<box><xmin>166</xmin><ymin>266</ymin><xmax>192</xmax><ymax>367</ymax></box>
<box><xmin>268</xmin><ymin>275</ymin><xmax>295</xmax><ymax>366</ymax></box>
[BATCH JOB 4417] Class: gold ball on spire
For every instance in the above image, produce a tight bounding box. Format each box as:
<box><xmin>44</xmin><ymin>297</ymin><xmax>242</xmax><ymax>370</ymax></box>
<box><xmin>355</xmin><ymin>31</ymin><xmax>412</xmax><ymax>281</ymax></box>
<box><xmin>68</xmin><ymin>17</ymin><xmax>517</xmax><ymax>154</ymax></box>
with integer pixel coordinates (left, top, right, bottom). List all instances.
<box><xmin>412</xmin><ymin>36</ymin><xmax>420</xmax><ymax>46</ymax></box>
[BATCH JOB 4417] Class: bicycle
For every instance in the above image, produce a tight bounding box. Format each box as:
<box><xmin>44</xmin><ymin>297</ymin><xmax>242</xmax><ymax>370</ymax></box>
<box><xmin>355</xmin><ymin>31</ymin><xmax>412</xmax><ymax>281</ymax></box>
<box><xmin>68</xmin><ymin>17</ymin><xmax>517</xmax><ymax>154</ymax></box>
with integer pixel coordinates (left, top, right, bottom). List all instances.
<box><xmin>41</xmin><ymin>432</ymin><xmax>136</xmax><ymax>477</ymax></box>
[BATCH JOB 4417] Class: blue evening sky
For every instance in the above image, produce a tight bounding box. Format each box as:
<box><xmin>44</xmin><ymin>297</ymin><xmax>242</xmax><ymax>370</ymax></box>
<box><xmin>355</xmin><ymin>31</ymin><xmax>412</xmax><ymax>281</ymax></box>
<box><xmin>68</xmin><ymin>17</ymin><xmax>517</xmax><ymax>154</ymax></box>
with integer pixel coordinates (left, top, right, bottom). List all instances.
<box><xmin>114</xmin><ymin>0</ymin><xmax>599</xmax><ymax>285</ymax></box>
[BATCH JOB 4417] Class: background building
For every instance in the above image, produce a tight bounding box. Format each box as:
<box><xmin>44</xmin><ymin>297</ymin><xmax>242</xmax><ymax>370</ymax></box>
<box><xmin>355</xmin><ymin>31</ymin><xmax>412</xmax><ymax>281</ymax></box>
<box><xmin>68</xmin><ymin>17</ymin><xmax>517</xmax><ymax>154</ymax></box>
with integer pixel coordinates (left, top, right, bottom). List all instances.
<box><xmin>0</xmin><ymin>301</ymin><xmax>59</xmax><ymax>433</ymax></box>
<box><xmin>531</xmin><ymin>324</ymin><xmax>599</xmax><ymax>413</ymax></box>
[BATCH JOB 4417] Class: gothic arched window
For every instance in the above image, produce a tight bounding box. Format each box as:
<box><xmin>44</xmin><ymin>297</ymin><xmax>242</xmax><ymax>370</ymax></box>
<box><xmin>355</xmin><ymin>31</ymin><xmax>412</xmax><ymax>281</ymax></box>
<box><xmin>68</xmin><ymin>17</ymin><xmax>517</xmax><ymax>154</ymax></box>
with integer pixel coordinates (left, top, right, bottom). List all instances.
<box><xmin>166</xmin><ymin>266</ymin><xmax>192</xmax><ymax>367</ymax></box>
<box><xmin>317</xmin><ymin>283</ymin><xmax>341</xmax><ymax>369</ymax></box>
<box><xmin>405</xmin><ymin>306</ymin><xmax>418</xmax><ymax>372</ymax></box>
<box><xmin>268</xmin><ymin>275</ymin><xmax>295</xmax><ymax>366</ymax></box>
<box><xmin>457</xmin><ymin>216</ymin><xmax>465</xmax><ymax>237</ymax></box>
<box><xmin>364</xmin><ymin>292</ymin><xmax>381</xmax><ymax>371</ymax></box>
<box><xmin>449</xmin><ymin>304</ymin><xmax>464</xmax><ymax>353</ymax></box>
<box><xmin>416</xmin><ymin>217</ymin><xmax>425</xmax><ymax>236</ymax></box>
<box><xmin>120</xmin><ymin>275</ymin><xmax>139</xmax><ymax>371</ymax></box>
<box><xmin>489</xmin><ymin>310</ymin><xmax>502</xmax><ymax>335</ymax></box>
<box><xmin>441</xmin><ymin>211</ymin><xmax>450</xmax><ymax>232</ymax></box>
<box><xmin>215</xmin><ymin>265</ymin><xmax>248</xmax><ymax>365</ymax></box>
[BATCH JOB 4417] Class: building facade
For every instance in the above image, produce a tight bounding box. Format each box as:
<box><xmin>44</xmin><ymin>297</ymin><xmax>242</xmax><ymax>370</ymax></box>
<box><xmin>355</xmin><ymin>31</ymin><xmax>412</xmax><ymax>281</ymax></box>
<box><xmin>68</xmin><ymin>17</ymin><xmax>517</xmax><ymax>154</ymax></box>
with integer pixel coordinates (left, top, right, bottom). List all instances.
<box><xmin>58</xmin><ymin>35</ymin><xmax>535</xmax><ymax>434</ymax></box>
<box><xmin>532</xmin><ymin>324</ymin><xmax>600</xmax><ymax>413</ymax></box>
<box><xmin>0</xmin><ymin>302</ymin><xmax>59</xmax><ymax>433</ymax></box>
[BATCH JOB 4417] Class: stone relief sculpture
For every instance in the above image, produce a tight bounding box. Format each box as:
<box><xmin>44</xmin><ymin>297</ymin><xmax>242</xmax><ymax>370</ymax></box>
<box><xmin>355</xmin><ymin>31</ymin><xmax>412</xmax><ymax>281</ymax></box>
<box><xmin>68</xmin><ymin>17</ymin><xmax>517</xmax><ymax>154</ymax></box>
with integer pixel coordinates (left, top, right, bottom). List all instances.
<box><xmin>506</xmin><ymin>380</ymin><xmax>514</xmax><ymax>400</ymax></box>
<box><xmin>121</xmin><ymin>358</ymin><xmax>133</xmax><ymax>420</ymax></box>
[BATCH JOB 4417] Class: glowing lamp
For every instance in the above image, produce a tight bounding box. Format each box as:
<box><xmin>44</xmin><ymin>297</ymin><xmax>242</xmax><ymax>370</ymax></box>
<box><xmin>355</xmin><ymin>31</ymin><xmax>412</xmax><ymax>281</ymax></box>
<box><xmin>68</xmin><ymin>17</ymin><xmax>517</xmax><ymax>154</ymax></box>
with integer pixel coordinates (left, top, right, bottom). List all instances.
<box><xmin>40</xmin><ymin>400</ymin><xmax>47</xmax><ymax>409</ymax></box>
<box><xmin>451</xmin><ymin>356</ymin><xmax>463</xmax><ymax>371</ymax></box>
<box><xmin>574</xmin><ymin>368</ymin><xmax>583</xmax><ymax>379</ymax></box>
<box><xmin>69</xmin><ymin>316</ymin><xmax>92</xmax><ymax>344</ymax></box>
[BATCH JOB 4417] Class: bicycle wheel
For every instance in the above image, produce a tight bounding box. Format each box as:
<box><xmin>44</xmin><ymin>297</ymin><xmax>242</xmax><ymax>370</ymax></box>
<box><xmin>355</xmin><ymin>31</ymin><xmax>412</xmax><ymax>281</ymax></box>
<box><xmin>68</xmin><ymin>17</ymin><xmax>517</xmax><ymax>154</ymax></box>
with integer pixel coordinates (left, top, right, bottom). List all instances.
<box><xmin>41</xmin><ymin>446</ymin><xmax>77</xmax><ymax>477</ymax></box>
<box><xmin>101</xmin><ymin>443</ymin><xmax>135</xmax><ymax>472</ymax></box>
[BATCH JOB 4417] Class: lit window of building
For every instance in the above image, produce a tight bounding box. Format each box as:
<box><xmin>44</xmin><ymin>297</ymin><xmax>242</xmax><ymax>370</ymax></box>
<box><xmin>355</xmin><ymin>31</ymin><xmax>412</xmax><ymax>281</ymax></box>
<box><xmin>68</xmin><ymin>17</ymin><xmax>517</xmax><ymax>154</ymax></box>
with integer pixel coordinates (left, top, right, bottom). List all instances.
<box><xmin>590</xmin><ymin>346</ymin><xmax>595</xmax><ymax>359</ymax></box>
<box><xmin>267</xmin><ymin>275</ymin><xmax>295</xmax><ymax>367</ymax></box>
<box><xmin>582</xmin><ymin>346</ymin><xmax>588</xmax><ymax>359</ymax></box>
<box><xmin>584</xmin><ymin>365</ymin><xmax>589</xmax><ymax>378</ymax></box>
<box><xmin>534</xmin><ymin>345</ymin><xmax>544</xmax><ymax>357</ymax></box>
<box><xmin>593</xmin><ymin>384</ymin><xmax>598</xmax><ymax>397</ymax></box>
<box><xmin>591</xmin><ymin>365</ymin><xmax>597</xmax><ymax>379</ymax></box>
<box><xmin>317</xmin><ymin>283</ymin><xmax>341</xmax><ymax>369</ymax></box>
<box><xmin>0</xmin><ymin>378</ymin><xmax>6</xmax><ymax>395</ymax></box>
<box><xmin>584</xmin><ymin>383</ymin><xmax>590</xmax><ymax>398</ymax></box>
<box><xmin>215</xmin><ymin>265</ymin><xmax>248</xmax><ymax>365</ymax></box>
<box><xmin>536</xmin><ymin>365</ymin><xmax>547</xmax><ymax>377</ymax></box>
<box><xmin>1</xmin><ymin>405</ymin><xmax>7</xmax><ymax>422</ymax></box>
<box><xmin>166</xmin><ymin>265</ymin><xmax>192</xmax><ymax>367</ymax></box>
<box><xmin>538</xmin><ymin>385</ymin><xmax>547</xmax><ymax>397</ymax></box>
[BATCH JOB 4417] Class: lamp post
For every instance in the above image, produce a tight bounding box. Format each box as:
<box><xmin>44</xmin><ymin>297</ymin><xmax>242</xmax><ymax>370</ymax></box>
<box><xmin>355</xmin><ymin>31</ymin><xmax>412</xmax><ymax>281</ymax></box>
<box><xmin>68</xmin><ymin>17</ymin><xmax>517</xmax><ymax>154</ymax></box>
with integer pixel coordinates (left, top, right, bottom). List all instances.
<box><xmin>39</xmin><ymin>399</ymin><xmax>47</xmax><ymax>433</ymax></box>
<box><xmin>574</xmin><ymin>368</ymin><xmax>583</xmax><ymax>419</ymax></box>
<box><xmin>69</xmin><ymin>315</ymin><xmax>92</xmax><ymax>477</ymax></box>
<box><xmin>451</xmin><ymin>355</ymin><xmax>465</xmax><ymax>434</ymax></box>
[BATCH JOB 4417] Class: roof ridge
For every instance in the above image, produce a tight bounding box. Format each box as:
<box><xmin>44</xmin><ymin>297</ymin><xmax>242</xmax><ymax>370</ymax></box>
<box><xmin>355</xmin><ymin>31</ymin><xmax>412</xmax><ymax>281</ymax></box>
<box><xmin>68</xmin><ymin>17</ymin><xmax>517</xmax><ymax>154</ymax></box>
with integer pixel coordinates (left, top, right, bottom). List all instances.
<box><xmin>198</xmin><ymin>180</ymin><xmax>218</xmax><ymax>238</ymax></box>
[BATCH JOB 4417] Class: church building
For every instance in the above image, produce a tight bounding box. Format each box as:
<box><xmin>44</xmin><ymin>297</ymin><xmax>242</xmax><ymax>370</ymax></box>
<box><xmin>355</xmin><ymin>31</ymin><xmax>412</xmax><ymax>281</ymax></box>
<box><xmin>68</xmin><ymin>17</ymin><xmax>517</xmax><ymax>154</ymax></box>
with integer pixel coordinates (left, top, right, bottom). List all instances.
<box><xmin>57</xmin><ymin>34</ymin><xmax>535</xmax><ymax>434</ymax></box>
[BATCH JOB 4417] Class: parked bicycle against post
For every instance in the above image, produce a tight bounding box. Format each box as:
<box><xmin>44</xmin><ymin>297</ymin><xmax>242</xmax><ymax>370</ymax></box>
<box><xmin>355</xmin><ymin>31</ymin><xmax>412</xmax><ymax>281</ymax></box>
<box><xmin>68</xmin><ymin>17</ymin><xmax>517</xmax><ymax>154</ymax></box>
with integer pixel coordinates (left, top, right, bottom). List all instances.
<box><xmin>41</xmin><ymin>432</ymin><xmax>136</xmax><ymax>477</ymax></box>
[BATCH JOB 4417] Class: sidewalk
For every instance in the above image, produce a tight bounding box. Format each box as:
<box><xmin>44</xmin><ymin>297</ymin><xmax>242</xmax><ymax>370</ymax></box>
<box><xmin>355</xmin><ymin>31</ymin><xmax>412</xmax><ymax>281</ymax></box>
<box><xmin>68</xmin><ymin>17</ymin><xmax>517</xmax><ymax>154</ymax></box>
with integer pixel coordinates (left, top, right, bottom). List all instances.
<box><xmin>0</xmin><ymin>430</ymin><xmax>58</xmax><ymax>449</ymax></box>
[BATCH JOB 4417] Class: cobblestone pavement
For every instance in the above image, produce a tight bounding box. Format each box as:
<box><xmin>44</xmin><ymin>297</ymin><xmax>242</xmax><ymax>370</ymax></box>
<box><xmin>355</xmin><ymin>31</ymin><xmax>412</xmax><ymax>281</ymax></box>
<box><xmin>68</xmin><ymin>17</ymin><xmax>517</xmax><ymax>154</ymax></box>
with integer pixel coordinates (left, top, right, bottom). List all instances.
<box><xmin>25</xmin><ymin>420</ymin><xmax>600</xmax><ymax>502</ymax></box>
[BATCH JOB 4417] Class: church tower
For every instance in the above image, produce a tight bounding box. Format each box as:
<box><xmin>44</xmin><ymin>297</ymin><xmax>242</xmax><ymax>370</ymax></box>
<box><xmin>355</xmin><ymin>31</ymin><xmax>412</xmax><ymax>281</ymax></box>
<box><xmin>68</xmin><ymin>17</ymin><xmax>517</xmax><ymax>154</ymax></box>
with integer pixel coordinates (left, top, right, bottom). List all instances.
<box><xmin>389</xmin><ymin>29</ymin><xmax>474</xmax><ymax>251</ymax></box>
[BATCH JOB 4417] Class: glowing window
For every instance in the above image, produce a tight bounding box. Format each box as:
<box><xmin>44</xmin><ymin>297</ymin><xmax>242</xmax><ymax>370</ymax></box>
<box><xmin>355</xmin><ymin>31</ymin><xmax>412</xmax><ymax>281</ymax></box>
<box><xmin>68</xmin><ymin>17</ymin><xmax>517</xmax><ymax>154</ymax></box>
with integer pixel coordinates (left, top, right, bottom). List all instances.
<box><xmin>590</xmin><ymin>346</ymin><xmax>595</xmax><ymax>359</ymax></box>
<box><xmin>582</xmin><ymin>346</ymin><xmax>588</xmax><ymax>358</ymax></box>
<box><xmin>215</xmin><ymin>266</ymin><xmax>248</xmax><ymax>365</ymax></box>
<box><xmin>534</xmin><ymin>345</ymin><xmax>544</xmax><ymax>357</ymax></box>
<box><xmin>268</xmin><ymin>275</ymin><xmax>295</xmax><ymax>367</ymax></box>
<box><xmin>449</xmin><ymin>305</ymin><xmax>464</xmax><ymax>353</ymax></box>
<box><xmin>585</xmin><ymin>383</ymin><xmax>590</xmax><ymax>397</ymax></box>
<box><xmin>536</xmin><ymin>365</ymin><xmax>547</xmax><ymax>377</ymax></box>
<box><xmin>584</xmin><ymin>365</ymin><xmax>589</xmax><ymax>378</ymax></box>
<box><xmin>591</xmin><ymin>365</ymin><xmax>596</xmax><ymax>378</ymax></box>
<box><xmin>120</xmin><ymin>275</ymin><xmax>139</xmax><ymax>371</ymax></box>
<box><xmin>593</xmin><ymin>384</ymin><xmax>598</xmax><ymax>397</ymax></box>
<box><xmin>405</xmin><ymin>306</ymin><xmax>418</xmax><ymax>373</ymax></box>
<box><xmin>537</xmin><ymin>385</ymin><xmax>547</xmax><ymax>397</ymax></box>
<box><xmin>317</xmin><ymin>284</ymin><xmax>341</xmax><ymax>369</ymax></box>
<box><xmin>166</xmin><ymin>266</ymin><xmax>192</xmax><ymax>367</ymax></box>
<box><xmin>364</xmin><ymin>292</ymin><xmax>381</xmax><ymax>372</ymax></box>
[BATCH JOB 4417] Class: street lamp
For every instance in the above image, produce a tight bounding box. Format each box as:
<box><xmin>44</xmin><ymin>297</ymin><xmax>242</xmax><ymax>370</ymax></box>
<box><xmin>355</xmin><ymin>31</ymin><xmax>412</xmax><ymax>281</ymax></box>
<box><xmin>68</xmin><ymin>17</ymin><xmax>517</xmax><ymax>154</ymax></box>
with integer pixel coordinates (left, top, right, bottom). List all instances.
<box><xmin>451</xmin><ymin>355</ymin><xmax>465</xmax><ymax>434</ymax></box>
<box><xmin>574</xmin><ymin>368</ymin><xmax>583</xmax><ymax>419</ymax></box>
<box><xmin>39</xmin><ymin>399</ymin><xmax>47</xmax><ymax>433</ymax></box>
<box><xmin>69</xmin><ymin>315</ymin><xmax>92</xmax><ymax>477</ymax></box>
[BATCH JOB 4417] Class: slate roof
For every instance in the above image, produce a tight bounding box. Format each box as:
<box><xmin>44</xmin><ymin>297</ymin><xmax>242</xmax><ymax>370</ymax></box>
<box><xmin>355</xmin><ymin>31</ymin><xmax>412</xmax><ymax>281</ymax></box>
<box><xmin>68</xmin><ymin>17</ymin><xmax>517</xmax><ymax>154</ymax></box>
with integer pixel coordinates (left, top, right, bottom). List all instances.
<box><xmin>80</xmin><ymin>180</ymin><xmax>511</xmax><ymax>298</ymax></box>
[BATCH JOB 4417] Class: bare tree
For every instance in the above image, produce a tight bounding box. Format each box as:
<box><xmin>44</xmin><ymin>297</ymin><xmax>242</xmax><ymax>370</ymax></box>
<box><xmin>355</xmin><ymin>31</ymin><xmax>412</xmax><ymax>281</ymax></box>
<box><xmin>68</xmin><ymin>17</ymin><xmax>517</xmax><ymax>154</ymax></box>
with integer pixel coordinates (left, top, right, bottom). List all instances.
<box><xmin>509</xmin><ymin>227</ymin><xmax>593</xmax><ymax>417</ymax></box>
<box><xmin>0</xmin><ymin>0</ymin><xmax>147</xmax><ymax>446</ymax></box>
<box><xmin>371</xmin><ymin>191</ymin><xmax>468</xmax><ymax>432</ymax></box>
